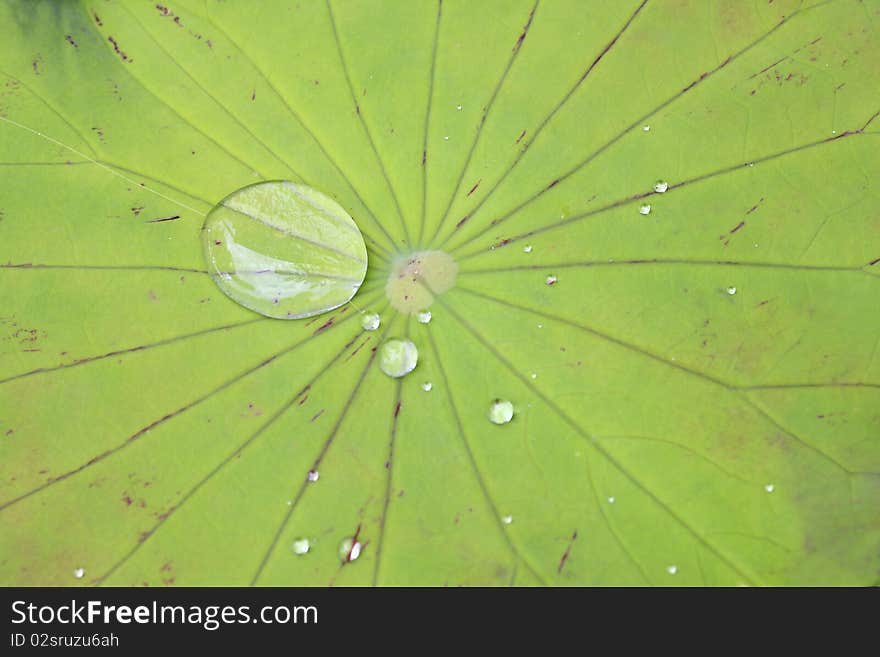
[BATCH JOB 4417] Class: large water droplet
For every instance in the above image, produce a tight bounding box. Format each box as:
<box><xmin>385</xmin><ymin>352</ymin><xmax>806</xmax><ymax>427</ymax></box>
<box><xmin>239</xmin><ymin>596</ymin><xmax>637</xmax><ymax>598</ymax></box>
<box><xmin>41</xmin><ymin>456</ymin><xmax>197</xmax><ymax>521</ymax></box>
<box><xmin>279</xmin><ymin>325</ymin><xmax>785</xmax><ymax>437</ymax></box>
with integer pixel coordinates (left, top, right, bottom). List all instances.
<box><xmin>379</xmin><ymin>338</ymin><xmax>418</xmax><ymax>378</ymax></box>
<box><xmin>361</xmin><ymin>312</ymin><xmax>381</xmax><ymax>331</ymax></box>
<box><xmin>291</xmin><ymin>538</ymin><xmax>310</xmax><ymax>555</ymax></box>
<box><xmin>201</xmin><ymin>181</ymin><xmax>368</xmax><ymax>319</ymax></box>
<box><xmin>488</xmin><ymin>399</ymin><xmax>514</xmax><ymax>425</ymax></box>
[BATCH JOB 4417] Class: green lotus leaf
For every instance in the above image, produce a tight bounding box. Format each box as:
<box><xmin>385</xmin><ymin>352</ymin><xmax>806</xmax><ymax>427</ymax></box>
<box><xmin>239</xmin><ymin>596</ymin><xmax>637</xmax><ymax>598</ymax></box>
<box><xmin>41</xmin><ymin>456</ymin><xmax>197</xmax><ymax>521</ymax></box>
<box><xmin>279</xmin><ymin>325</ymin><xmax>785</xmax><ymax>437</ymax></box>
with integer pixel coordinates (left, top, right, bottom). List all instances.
<box><xmin>1</xmin><ymin>0</ymin><xmax>878</xmax><ymax>586</ymax></box>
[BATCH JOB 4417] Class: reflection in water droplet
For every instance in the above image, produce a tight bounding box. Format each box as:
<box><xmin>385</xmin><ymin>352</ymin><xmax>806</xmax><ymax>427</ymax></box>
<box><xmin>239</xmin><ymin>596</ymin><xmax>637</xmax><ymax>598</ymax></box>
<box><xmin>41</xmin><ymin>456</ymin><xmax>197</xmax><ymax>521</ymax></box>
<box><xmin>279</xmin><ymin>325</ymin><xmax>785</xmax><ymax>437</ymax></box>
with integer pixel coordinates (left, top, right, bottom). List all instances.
<box><xmin>545</xmin><ymin>275</ymin><xmax>558</xmax><ymax>286</ymax></box>
<box><xmin>421</xmin><ymin>382</ymin><xmax>433</xmax><ymax>392</ymax></box>
<box><xmin>639</xmin><ymin>204</ymin><xmax>652</xmax><ymax>215</ymax></box>
<box><xmin>456</xmin><ymin>104</ymin><xmax>462</xmax><ymax>110</ymax></box>
<box><xmin>654</xmin><ymin>181</ymin><xmax>669</xmax><ymax>193</ymax></box>
<box><xmin>361</xmin><ymin>312</ymin><xmax>381</xmax><ymax>331</ymax></box>
<box><xmin>607</xmin><ymin>496</ymin><xmax>615</xmax><ymax>504</ymax></box>
<box><xmin>764</xmin><ymin>483</ymin><xmax>775</xmax><ymax>493</ymax></box>
<box><xmin>385</xmin><ymin>251</ymin><xmax>458</xmax><ymax>314</ymax></box>
<box><xmin>201</xmin><ymin>181</ymin><xmax>368</xmax><ymax>319</ymax></box>
<box><xmin>444</xmin><ymin>136</ymin><xmax>449</xmax><ymax>141</ymax></box>
<box><xmin>379</xmin><ymin>339</ymin><xmax>418</xmax><ymax>378</ymax></box>
<box><xmin>292</xmin><ymin>538</ymin><xmax>310</xmax><ymax>555</ymax></box>
<box><xmin>530</xmin><ymin>373</ymin><xmax>537</xmax><ymax>379</ymax></box>
<box><xmin>73</xmin><ymin>568</ymin><xmax>85</xmax><ymax>579</ymax></box>
<box><xmin>417</xmin><ymin>310</ymin><xmax>432</xmax><ymax>324</ymax></box>
<box><xmin>667</xmin><ymin>565</ymin><xmax>678</xmax><ymax>575</ymax></box>
<box><xmin>488</xmin><ymin>399</ymin><xmax>514</xmax><ymax>425</ymax></box>
<box><xmin>642</xmin><ymin>125</ymin><xmax>651</xmax><ymax>131</ymax></box>
<box><xmin>727</xmin><ymin>287</ymin><xmax>737</xmax><ymax>295</ymax></box>
<box><xmin>501</xmin><ymin>515</ymin><xmax>513</xmax><ymax>524</ymax></box>
<box><xmin>523</xmin><ymin>245</ymin><xmax>533</xmax><ymax>253</ymax></box>
<box><xmin>339</xmin><ymin>538</ymin><xmax>362</xmax><ymax>562</ymax></box>
<box><xmin>307</xmin><ymin>470</ymin><xmax>320</xmax><ymax>482</ymax></box>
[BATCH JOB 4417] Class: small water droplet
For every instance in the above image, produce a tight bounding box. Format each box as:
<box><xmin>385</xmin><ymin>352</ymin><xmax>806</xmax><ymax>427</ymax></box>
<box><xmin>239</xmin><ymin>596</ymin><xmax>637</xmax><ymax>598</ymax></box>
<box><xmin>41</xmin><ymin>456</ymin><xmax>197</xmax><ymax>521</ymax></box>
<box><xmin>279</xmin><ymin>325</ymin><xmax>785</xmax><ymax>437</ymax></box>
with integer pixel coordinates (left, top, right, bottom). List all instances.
<box><xmin>361</xmin><ymin>312</ymin><xmax>380</xmax><ymax>331</ymax></box>
<box><xmin>545</xmin><ymin>275</ymin><xmax>558</xmax><ymax>286</ymax></box>
<box><xmin>667</xmin><ymin>565</ymin><xmax>678</xmax><ymax>575</ymax></box>
<box><xmin>831</xmin><ymin>129</ymin><xmax>836</xmax><ymax>134</ymax></box>
<box><xmin>307</xmin><ymin>469</ymin><xmax>320</xmax><ymax>482</ymax></box>
<box><xmin>456</xmin><ymin>104</ymin><xmax>462</xmax><ymax>111</ymax></box>
<box><xmin>421</xmin><ymin>381</ymin><xmax>433</xmax><ymax>392</ymax></box>
<box><xmin>378</xmin><ymin>338</ymin><xmax>418</xmax><ymax>378</ymax></box>
<box><xmin>523</xmin><ymin>245</ymin><xmax>533</xmax><ymax>253</ymax></box>
<box><xmin>488</xmin><ymin>399</ymin><xmax>514</xmax><ymax>425</ymax></box>
<box><xmin>292</xmin><ymin>538</ymin><xmax>310</xmax><ymax>555</ymax></box>
<box><xmin>607</xmin><ymin>496</ymin><xmax>615</xmax><ymax>504</ymax></box>
<box><xmin>653</xmin><ymin>181</ymin><xmax>669</xmax><ymax>193</ymax></box>
<box><xmin>642</xmin><ymin>125</ymin><xmax>651</xmax><ymax>131</ymax></box>
<box><xmin>537</xmin><ymin>323</ymin><xmax>543</xmax><ymax>329</ymax></box>
<box><xmin>530</xmin><ymin>373</ymin><xmax>537</xmax><ymax>379</ymax></box>
<box><xmin>444</xmin><ymin>135</ymin><xmax>449</xmax><ymax>141</ymax></box>
<box><xmin>417</xmin><ymin>310</ymin><xmax>432</xmax><ymax>324</ymax></box>
<box><xmin>748</xmin><ymin>162</ymin><xmax>755</xmax><ymax>167</ymax></box>
<box><xmin>727</xmin><ymin>286</ymin><xmax>737</xmax><ymax>295</ymax></box>
<box><xmin>201</xmin><ymin>181</ymin><xmax>368</xmax><ymax>320</ymax></box>
<box><xmin>764</xmin><ymin>483</ymin><xmax>775</xmax><ymax>493</ymax></box>
<box><xmin>501</xmin><ymin>515</ymin><xmax>513</xmax><ymax>524</ymax></box>
<box><xmin>339</xmin><ymin>537</ymin><xmax>362</xmax><ymax>562</ymax></box>
<box><xmin>73</xmin><ymin>567</ymin><xmax>85</xmax><ymax>579</ymax></box>
<box><xmin>639</xmin><ymin>204</ymin><xmax>652</xmax><ymax>215</ymax></box>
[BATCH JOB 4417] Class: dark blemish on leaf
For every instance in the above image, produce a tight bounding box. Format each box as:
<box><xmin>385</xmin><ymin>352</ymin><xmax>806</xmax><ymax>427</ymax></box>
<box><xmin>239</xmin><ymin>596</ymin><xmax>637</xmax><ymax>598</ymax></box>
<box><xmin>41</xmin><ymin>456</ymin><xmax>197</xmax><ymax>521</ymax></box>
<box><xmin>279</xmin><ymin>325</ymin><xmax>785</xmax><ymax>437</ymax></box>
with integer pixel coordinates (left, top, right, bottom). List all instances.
<box><xmin>868</xmin><ymin>256</ymin><xmax>880</xmax><ymax>266</ymax></box>
<box><xmin>748</xmin><ymin>56</ymin><xmax>787</xmax><ymax>79</ymax></box>
<box><xmin>298</xmin><ymin>395</ymin><xmax>309</xmax><ymax>406</ymax></box>
<box><xmin>65</xmin><ymin>35</ymin><xmax>78</xmax><ymax>48</ymax></box>
<box><xmin>493</xmin><ymin>238</ymin><xmax>511</xmax><ymax>249</ymax></box>
<box><xmin>746</xmin><ymin>198</ymin><xmax>765</xmax><ymax>214</ymax></box>
<box><xmin>130</xmin><ymin>206</ymin><xmax>143</xmax><ymax>216</ymax></box>
<box><xmin>4</xmin><ymin>429</ymin><xmax>12</xmax><ymax>436</ymax></box>
<box><xmin>107</xmin><ymin>36</ymin><xmax>133</xmax><ymax>63</ymax></box>
<box><xmin>310</xmin><ymin>409</ymin><xmax>324</xmax><ymax>422</ymax></box>
<box><xmin>394</xmin><ymin>401</ymin><xmax>401</xmax><ymax>418</ymax></box>
<box><xmin>467</xmin><ymin>179</ymin><xmax>481</xmax><ymax>196</ymax></box>
<box><xmin>122</xmin><ymin>494</ymin><xmax>133</xmax><ymax>506</ymax></box>
<box><xmin>557</xmin><ymin>530</ymin><xmax>578</xmax><ymax>574</ymax></box>
<box><xmin>511</xmin><ymin>3</ymin><xmax>537</xmax><ymax>54</ymax></box>
<box><xmin>546</xmin><ymin>179</ymin><xmax>560</xmax><ymax>190</ymax></box>
<box><xmin>355</xmin><ymin>103</ymin><xmax>360</xmax><ymax>115</ymax></box>
<box><xmin>313</xmin><ymin>317</ymin><xmax>335</xmax><ymax>335</ymax></box>
<box><xmin>421</xmin><ymin>150</ymin><xmax>427</xmax><ymax>166</ymax></box>
<box><xmin>93</xmin><ymin>12</ymin><xmax>103</xmax><ymax>26</ymax></box>
<box><xmin>31</xmin><ymin>56</ymin><xmax>42</xmax><ymax>76</ymax></box>
<box><xmin>516</xmin><ymin>130</ymin><xmax>526</xmax><ymax>144</ymax></box>
<box><xmin>156</xmin><ymin>4</ymin><xmax>172</xmax><ymax>16</ymax></box>
<box><xmin>91</xmin><ymin>127</ymin><xmax>105</xmax><ymax>142</ymax></box>
<box><xmin>160</xmin><ymin>561</ymin><xmax>172</xmax><ymax>572</ymax></box>
<box><xmin>456</xmin><ymin>214</ymin><xmax>470</xmax><ymax>229</ymax></box>
<box><xmin>730</xmin><ymin>221</ymin><xmax>745</xmax><ymax>234</ymax></box>
<box><xmin>213</xmin><ymin>240</ymin><xmax>222</xmax><ymax>245</ymax></box>
<box><xmin>147</xmin><ymin>215</ymin><xmax>180</xmax><ymax>223</ymax></box>
<box><xmin>173</xmin><ymin>16</ymin><xmax>182</xmax><ymax>27</ymax></box>
<box><xmin>251</xmin><ymin>90</ymin><xmax>256</xmax><ymax>101</ymax></box>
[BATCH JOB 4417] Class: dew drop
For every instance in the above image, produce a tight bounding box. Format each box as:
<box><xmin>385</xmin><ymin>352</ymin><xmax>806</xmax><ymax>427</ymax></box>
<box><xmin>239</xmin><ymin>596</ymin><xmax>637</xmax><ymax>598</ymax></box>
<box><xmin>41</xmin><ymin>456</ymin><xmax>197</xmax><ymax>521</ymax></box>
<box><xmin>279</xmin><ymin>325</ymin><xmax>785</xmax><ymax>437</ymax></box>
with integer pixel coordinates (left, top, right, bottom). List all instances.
<box><xmin>417</xmin><ymin>310</ymin><xmax>432</xmax><ymax>324</ymax></box>
<box><xmin>379</xmin><ymin>338</ymin><xmax>418</xmax><ymax>378</ymax></box>
<box><xmin>488</xmin><ymin>399</ymin><xmax>514</xmax><ymax>425</ymax></box>
<box><xmin>421</xmin><ymin>381</ymin><xmax>433</xmax><ymax>392</ymax></box>
<box><xmin>73</xmin><ymin>567</ymin><xmax>85</xmax><ymax>579</ymax></box>
<box><xmin>642</xmin><ymin>125</ymin><xmax>651</xmax><ymax>131</ymax></box>
<box><xmin>537</xmin><ymin>323</ymin><xmax>543</xmax><ymax>329</ymax></box>
<box><xmin>639</xmin><ymin>204</ymin><xmax>652</xmax><ymax>215</ymax></box>
<box><xmin>307</xmin><ymin>469</ymin><xmax>319</xmax><ymax>482</ymax></box>
<box><xmin>501</xmin><ymin>515</ymin><xmax>513</xmax><ymax>524</ymax></box>
<box><xmin>201</xmin><ymin>181</ymin><xmax>368</xmax><ymax>320</ymax></box>
<box><xmin>444</xmin><ymin>135</ymin><xmax>449</xmax><ymax>141</ymax></box>
<box><xmin>523</xmin><ymin>245</ymin><xmax>533</xmax><ymax>253</ymax></box>
<box><xmin>361</xmin><ymin>312</ymin><xmax>380</xmax><ymax>331</ymax></box>
<box><xmin>530</xmin><ymin>373</ymin><xmax>537</xmax><ymax>379</ymax></box>
<box><xmin>727</xmin><ymin>286</ymin><xmax>737</xmax><ymax>295</ymax></box>
<box><xmin>653</xmin><ymin>180</ymin><xmax>669</xmax><ymax>193</ymax></box>
<box><xmin>545</xmin><ymin>275</ymin><xmax>558</xmax><ymax>286</ymax></box>
<box><xmin>339</xmin><ymin>538</ymin><xmax>362</xmax><ymax>563</ymax></box>
<box><xmin>667</xmin><ymin>565</ymin><xmax>678</xmax><ymax>575</ymax></box>
<box><xmin>765</xmin><ymin>483</ymin><xmax>775</xmax><ymax>493</ymax></box>
<box><xmin>456</xmin><ymin>104</ymin><xmax>462</xmax><ymax>111</ymax></box>
<box><xmin>292</xmin><ymin>538</ymin><xmax>310</xmax><ymax>555</ymax></box>
<box><xmin>607</xmin><ymin>496</ymin><xmax>615</xmax><ymax>504</ymax></box>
